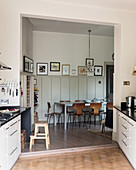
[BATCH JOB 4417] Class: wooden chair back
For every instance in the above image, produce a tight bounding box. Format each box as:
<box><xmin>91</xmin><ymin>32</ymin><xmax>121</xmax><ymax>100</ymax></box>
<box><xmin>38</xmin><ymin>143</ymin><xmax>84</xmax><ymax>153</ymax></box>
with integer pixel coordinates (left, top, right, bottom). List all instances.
<box><xmin>47</xmin><ymin>102</ymin><xmax>51</xmax><ymax>113</ymax></box>
<box><xmin>72</xmin><ymin>103</ymin><xmax>85</xmax><ymax>115</ymax></box>
<box><xmin>106</xmin><ymin>103</ymin><xmax>113</xmax><ymax>110</ymax></box>
<box><xmin>90</xmin><ymin>103</ymin><xmax>102</xmax><ymax>115</ymax></box>
<box><xmin>60</xmin><ymin>100</ymin><xmax>71</xmax><ymax>102</ymax></box>
<box><xmin>75</xmin><ymin>100</ymin><xmax>85</xmax><ymax>102</ymax></box>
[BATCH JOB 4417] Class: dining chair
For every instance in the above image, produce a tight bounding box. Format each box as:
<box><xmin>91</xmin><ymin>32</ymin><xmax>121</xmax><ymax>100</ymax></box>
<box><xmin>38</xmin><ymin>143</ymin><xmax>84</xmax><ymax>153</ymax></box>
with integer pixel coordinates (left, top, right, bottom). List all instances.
<box><xmin>102</xmin><ymin>103</ymin><xmax>113</xmax><ymax>133</ymax></box>
<box><xmin>75</xmin><ymin>100</ymin><xmax>85</xmax><ymax>102</ymax></box>
<box><xmin>45</xmin><ymin>102</ymin><xmax>64</xmax><ymax>125</ymax></box>
<box><xmin>90</xmin><ymin>103</ymin><xmax>102</xmax><ymax>125</ymax></box>
<box><xmin>60</xmin><ymin>100</ymin><xmax>71</xmax><ymax>102</ymax></box>
<box><xmin>67</xmin><ymin>103</ymin><xmax>85</xmax><ymax>129</ymax></box>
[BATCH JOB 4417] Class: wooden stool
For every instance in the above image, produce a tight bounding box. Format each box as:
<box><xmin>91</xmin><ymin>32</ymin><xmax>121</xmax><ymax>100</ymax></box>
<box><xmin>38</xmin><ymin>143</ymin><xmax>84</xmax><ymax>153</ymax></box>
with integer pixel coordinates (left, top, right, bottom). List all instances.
<box><xmin>29</xmin><ymin>121</ymin><xmax>50</xmax><ymax>150</ymax></box>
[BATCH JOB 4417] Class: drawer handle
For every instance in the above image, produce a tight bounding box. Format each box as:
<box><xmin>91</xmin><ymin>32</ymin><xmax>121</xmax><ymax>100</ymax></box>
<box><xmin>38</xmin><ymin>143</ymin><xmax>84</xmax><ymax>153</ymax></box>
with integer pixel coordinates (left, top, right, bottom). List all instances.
<box><xmin>122</xmin><ymin>124</ymin><xmax>128</xmax><ymax>130</ymax></box>
<box><xmin>10</xmin><ymin>147</ymin><xmax>17</xmax><ymax>156</ymax></box>
<box><xmin>128</xmin><ymin>121</ymin><xmax>135</xmax><ymax>127</ymax></box>
<box><xmin>122</xmin><ymin>132</ymin><xmax>128</xmax><ymax>139</ymax></box>
<box><xmin>10</xmin><ymin>130</ymin><xmax>17</xmax><ymax>136</ymax></box>
<box><xmin>5</xmin><ymin>127</ymin><xmax>9</xmax><ymax>130</ymax></box>
<box><xmin>122</xmin><ymin>117</ymin><xmax>127</xmax><ymax>122</ymax></box>
<box><xmin>122</xmin><ymin>140</ymin><xmax>129</xmax><ymax>147</ymax></box>
<box><xmin>10</xmin><ymin>121</ymin><xmax>17</xmax><ymax>127</ymax></box>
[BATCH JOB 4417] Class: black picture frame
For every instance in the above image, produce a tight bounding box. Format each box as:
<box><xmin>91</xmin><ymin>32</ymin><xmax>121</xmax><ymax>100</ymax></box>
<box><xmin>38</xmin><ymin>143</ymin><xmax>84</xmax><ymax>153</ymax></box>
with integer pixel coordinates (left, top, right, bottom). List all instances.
<box><xmin>23</xmin><ymin>56</ymin><xmax>34</xmax><ymax>73</ymax></box>
<box><xmin>37</xmin><ymin>63</ymin><xmax>48</xmax><ymax>75</ymax></box>
<box><xmin>85</xmin><ymin>58</ymin><xmax>94</xmax><ymax>66</ymax></box>
<box><xmin>50</xmin><ymin>62</ymin><xmax>60</xmax><ymax>72</ymax></box>
<box><xmin>94</xmin><ymin>65</ymin><xmax>103</xmax><ymax>76</ymax></box>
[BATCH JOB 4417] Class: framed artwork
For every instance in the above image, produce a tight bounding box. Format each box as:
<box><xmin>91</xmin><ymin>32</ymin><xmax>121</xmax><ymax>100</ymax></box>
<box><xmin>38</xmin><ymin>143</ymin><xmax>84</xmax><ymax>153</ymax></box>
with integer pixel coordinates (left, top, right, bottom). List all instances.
<box><xmin>85</xmin><ymin>58</ymin><xmax>94</xmax><ymax>66</ymax></box>
<box><xmin>62</xmin><ymin>64</ymin><xmax>70</xmax><ymax>76</ymax></box>
<box><xmin>72</xmin><ymin>69</ymin><xmax>76</xmax><ymax>75</ymax></box>
<box><xmin>94</xmin><ymin>65</ymin><xmax>103</xmax><ymax>76</ymax></box>
<box><xmin>37</xmin><ymin>63</ymin><xmax>48</xmax><ymax>75</ymax></box>
<box><xmin>23</xmin><ymin>55</ymin><xmax>34</xmax><ymax>73</ymax></box>
<box><xmin>87</xmin><ymin>66</ymin><xmax>94</xmax><ymax>76</ymax></box>
<box><xmin>25</xmin><ymin>62</ymin><xmax>29</xmax><ymax>71</ymax></box>
<box><xmin>78</xmin><ymin>66</ymin><xmax>87</xmax><ymax>75</ymax></box>
<box><xmin>50</xmin><ymin>62</ymin><xmax>60</xmax><ymax>72</ymax></box>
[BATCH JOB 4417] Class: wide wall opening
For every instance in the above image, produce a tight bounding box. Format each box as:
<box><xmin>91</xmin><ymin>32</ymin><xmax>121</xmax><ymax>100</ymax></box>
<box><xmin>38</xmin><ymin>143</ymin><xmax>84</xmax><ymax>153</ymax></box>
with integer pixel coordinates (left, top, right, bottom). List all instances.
<box><xmin>20</xmin><ymin>16</ymin><xmax>115</xmax><ymax>153</ymax></box>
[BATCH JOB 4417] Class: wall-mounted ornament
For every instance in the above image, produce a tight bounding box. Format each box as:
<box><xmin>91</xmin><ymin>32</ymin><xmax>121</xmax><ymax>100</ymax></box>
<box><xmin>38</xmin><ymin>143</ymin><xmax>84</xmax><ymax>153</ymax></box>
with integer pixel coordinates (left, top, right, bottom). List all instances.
<box><xmin>85</xmin><ymin>30</ymin><xmax>94</xmax><ymax>76</ymax></box>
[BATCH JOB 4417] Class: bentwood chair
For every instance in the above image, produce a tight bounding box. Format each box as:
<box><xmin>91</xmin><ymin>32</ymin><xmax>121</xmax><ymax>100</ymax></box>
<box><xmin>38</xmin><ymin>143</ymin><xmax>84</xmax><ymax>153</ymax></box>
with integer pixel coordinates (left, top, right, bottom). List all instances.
<box><xmin>90</xmin><ymin>103</ymin><xmax>102</xmax><ymax>125</ymax></box>
<box><xmin>75</xmin><ymin>100</ymin><xmax>85</xmax><ymax>102</ymax></box>
<box><xmin>45</xmin><ymin>102</ymin><xmax>64</xmax><ymax>124</ymax></box>
<box><xmin>67</xmin><ymin>103</ymin><xmax>85</xmax><ymax>129</ymax></box>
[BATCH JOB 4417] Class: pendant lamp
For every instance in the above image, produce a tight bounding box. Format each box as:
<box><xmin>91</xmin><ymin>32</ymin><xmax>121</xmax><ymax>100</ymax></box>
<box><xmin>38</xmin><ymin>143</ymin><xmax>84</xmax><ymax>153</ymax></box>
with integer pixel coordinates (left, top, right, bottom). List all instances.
<box><xmin>85</xmin><ymin>30</ymin><xmax>94</xmax><ymax>76</ymax></box>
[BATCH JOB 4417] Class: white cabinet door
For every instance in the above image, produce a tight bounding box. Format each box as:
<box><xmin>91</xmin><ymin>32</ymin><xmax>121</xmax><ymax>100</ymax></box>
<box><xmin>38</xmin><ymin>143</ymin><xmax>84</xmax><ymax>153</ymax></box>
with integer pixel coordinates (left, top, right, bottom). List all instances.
<box><xmin>0</xmin><ymin>123</ymin><xmax>8</xmax><ymax>170</ymax></box>
<box><xmin>0</xmin><ymin>115</ymin><xmax>21</xmax><ymax>170</ymax></box>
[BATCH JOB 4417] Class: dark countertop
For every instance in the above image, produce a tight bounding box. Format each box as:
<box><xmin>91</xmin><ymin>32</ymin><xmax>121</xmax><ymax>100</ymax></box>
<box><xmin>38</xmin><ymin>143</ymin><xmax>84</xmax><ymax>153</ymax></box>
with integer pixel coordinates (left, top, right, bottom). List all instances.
<box><xmin>0</xmin><ymin>107</ymin><xmax>31</xmax><ymax>127</ymax></box>
<box><xmin>114</xmin><ymin>106</ymin><xmax>136</xmax><ymax>122</ymax></box>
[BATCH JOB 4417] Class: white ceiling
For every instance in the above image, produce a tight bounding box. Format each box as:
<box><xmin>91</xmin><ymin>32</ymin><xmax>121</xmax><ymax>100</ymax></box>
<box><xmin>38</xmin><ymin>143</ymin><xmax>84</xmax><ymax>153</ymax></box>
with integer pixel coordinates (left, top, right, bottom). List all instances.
<box><xmin>29</xmin><ymin>18</ymin><xmax>114</xmax><ymax>37</ymax></box>
<box><xmin>48</xmin><ymin>0</ymin><xmax>136</xmax><ymax>12</ymax></box>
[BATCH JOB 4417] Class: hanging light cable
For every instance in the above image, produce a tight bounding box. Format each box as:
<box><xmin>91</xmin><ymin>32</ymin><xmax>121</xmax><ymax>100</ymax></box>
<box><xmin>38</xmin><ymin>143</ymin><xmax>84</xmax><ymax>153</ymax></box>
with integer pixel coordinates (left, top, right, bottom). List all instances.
<box><xmin>86</xmin><ymin>30</ymin><xmax>94</xmax><ymax>76</ymax></box>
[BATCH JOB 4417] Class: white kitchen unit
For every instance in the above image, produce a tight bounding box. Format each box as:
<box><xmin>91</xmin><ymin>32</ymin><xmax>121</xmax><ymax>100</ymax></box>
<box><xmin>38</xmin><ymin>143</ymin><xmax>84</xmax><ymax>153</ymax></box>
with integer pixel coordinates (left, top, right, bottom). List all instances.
<box><xmin>115</xmin><ymin>108</ymin><xmax>136</xmax><ymax>169</ymax></box>
<box><xmin>0</xmin><ymin>115</ymin><xmax>21</xmax><ymax>170</ymax></box>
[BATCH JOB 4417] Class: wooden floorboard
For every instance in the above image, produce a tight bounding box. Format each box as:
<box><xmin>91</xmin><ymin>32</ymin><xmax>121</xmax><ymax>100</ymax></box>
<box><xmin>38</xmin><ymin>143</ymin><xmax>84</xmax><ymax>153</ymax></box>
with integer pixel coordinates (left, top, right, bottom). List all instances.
<box><xmin>22</xmin><ymin>123</ymin><xmax>116</xmax><ymax>152</ymax></box>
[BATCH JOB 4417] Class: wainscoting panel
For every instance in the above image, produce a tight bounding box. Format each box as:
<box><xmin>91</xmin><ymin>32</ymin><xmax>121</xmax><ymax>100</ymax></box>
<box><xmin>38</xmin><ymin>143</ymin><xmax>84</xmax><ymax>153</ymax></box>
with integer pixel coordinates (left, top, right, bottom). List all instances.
<box><xmin>60</xmin><ymin>77</ymin><xmax>70</xmax><ymax>100</ymax></box>
<box><xmin>41</xmin><ymin>77</ymin><xmax>52</xmax><ymax>119</ymax></box>
<box><xmin>96</xmin><ymin>77</ymin><xmax>104</xmax><ymax>98</ymax></box>
<box><xmin>35</xmin><ymin>76</ymin><xmax>104</xmax><ymax>121</ymax></box>
<box><xmin>87</xmin><ymin>77</ymin><xmax>96</xmax><ymax>100</ymax></box>
<box><xmin>69</xmin><ymin>76</ymin><xmax>78</xmax><ymax>101</ymax></box>
<box><xmin>78</xmin><ymin>76</ymin><xmax>87</xmax><ymax>100</ymax></box>
<box><xmin>51</xmin><ymin>76</ymin><xmax>61</xmax><ymax>107</ymax></box>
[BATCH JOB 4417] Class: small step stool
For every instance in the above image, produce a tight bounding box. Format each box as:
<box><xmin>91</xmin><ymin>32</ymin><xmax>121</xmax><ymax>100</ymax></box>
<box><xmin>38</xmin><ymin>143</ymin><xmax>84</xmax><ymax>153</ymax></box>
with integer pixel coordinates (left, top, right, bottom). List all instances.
<box><xmin>30</xmin><ymin>121</ymin><xmax>50</xmax><ymax>150</ymax></box>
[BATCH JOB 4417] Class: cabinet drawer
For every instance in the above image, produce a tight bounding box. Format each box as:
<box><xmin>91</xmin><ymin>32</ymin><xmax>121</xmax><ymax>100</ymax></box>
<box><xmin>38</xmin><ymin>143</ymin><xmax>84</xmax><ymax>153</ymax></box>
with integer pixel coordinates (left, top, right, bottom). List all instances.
<box><xmin>8</xmin><ymin>129</ymin><xmax>18</xmax><ymax>155</ymax></box>
<box><xmin>8</xmin><ymin>146</ymin><xmax>18</xmax><ymax>170</ymax></box>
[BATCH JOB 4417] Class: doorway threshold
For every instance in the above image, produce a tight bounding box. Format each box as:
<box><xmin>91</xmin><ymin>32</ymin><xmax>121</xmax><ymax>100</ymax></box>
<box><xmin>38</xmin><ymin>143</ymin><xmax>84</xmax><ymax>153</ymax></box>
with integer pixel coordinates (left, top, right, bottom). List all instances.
<box><xmin>19</xmin><ymin>143</ymin><xmax>118</xmax><ymax>159</ymax></box>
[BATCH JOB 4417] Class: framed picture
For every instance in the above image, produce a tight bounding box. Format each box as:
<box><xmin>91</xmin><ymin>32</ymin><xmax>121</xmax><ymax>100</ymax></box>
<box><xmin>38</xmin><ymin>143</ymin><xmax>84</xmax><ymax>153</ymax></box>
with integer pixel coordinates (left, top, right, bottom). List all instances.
<box><xmin>34</xmin><ymin>79</ymin><xmax>37</xmax><ymax>85</ymax></box>
<box><xmin>25</xmin><ymin>62</ymin><xmax>29</xmax><ymax>71</ymax></box>
<box><xmin>37</xmin><ymin>63</ymin><xmax>48</xmax><ymax>75</ymax></box>
<box><xmin>50</xmin><ymin>62</ymin><xmax>60</xmax><ymax>72</ymax></box>
<box><xmin>23</xmin><ymin>55</ymin><xmax>34</xmax><ymax>73</ymax></box>
<box><xmin>85</xmin><ymin>58</ymin><xmax>94</xmax><ymax>66</ymax></box>
<box><xmin>72</xmin><ymin>69</ymin><xmax>76</xmax><ymax>75</ymax></box>
<box><xmin>78</xmin><ymin>66</ymin><xmax>87</xmax><ymax>75</ymax></box>
<box><xmin>94</xmin><ymin>65</ymin><xmax>103</xmax><ymax>76</ymax></box>
<box><xmin>62</xmin><ymin>64</ymin><xmax>70</xmax><ymax>76</ymax></box>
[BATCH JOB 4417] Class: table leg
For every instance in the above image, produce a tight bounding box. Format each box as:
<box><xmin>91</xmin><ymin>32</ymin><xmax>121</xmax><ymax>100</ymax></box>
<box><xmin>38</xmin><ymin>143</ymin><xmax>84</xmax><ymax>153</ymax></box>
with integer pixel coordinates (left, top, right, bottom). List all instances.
<box><xmin>54</xmin><ymin>103</ymin><xmax>56</xmax><ymax>126</ymax></box>
<box><xmin>64</xmin><ymin>105</ymin><xmax>67</xmax><ymax>130</ymax></box>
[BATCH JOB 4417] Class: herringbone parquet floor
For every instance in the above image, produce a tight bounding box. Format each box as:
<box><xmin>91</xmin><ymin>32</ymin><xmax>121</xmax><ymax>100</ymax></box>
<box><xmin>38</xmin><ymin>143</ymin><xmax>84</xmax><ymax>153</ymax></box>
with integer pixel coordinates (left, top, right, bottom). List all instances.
<box><xmin>13</xmin><ymin>146</ymin><xmax>133</xmax><ymax>170</ymax></box>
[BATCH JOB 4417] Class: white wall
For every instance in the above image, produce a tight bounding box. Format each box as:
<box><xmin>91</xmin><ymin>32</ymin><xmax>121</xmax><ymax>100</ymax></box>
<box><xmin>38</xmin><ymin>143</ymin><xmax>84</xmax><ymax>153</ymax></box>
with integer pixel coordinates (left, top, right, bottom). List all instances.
<box><xmin>1</xmin><ymin>0</ymin><xmax>136</xmax><ymax>139</ymax></box>
<box><xmin>33</xmin><ymin>31</ymin><xmax>113</xmax><ymax>76</ymax></box>
<box><xmin>21</xmin><ymin>17</ymin><xmax>33</xmax><ymax>72</ymax></box>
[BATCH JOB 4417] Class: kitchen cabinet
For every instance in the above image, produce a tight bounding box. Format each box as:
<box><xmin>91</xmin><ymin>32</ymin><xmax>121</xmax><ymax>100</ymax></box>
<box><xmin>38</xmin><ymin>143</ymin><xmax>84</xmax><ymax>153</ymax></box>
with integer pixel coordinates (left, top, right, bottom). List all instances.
<box><xmin>0</xmin><ymin>115</ymin><xmax>21</xmax><ymax>170</ymax></box>
<box><xmin>116</xmin><ymin>110</ymin><xmax>136</xmax><ymax>169</ymax></box>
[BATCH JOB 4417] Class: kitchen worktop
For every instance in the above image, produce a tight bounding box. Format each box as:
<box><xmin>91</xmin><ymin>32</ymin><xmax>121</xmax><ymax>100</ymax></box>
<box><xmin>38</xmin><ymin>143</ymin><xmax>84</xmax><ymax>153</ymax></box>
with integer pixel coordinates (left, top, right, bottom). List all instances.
<box><xmin>114</xmin><ymin>106</ymin><xmax>136</xmax><ymax>122</ymax></box>
<box><xmin>0</xmin><ymin>107</ymin><xmax>30</xmax><ymax>127</ymax></box>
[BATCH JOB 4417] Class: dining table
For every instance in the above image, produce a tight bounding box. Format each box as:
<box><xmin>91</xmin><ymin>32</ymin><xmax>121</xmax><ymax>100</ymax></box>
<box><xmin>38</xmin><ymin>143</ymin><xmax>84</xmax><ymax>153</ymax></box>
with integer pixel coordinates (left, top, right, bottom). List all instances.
<box><xmin>54</xmin><ymin>101</ymin><xmax>94</xmax><ymax>130</ymax></box>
